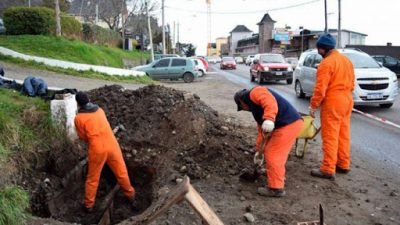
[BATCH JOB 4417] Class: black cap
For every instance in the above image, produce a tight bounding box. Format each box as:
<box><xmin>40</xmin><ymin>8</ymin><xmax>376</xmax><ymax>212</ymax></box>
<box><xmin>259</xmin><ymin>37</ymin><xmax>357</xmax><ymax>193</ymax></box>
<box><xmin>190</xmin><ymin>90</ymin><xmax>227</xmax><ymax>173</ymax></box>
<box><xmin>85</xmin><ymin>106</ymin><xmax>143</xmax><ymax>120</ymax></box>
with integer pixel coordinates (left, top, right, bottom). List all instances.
<box><xmin>75</xmin><ymin>91</ymin><xmax>90</xmax><ymax>106</ymax></box>
<box><xmin>234</xmin><ymin>89</ymin><xmax>248</xmax><ymax>111</ymax></box>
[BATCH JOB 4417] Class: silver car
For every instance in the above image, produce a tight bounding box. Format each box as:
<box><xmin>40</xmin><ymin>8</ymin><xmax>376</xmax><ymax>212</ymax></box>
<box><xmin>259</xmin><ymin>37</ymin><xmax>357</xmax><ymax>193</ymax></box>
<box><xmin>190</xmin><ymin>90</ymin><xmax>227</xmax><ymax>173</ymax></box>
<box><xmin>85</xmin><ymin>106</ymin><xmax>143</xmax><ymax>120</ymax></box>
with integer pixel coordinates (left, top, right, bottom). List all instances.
<box><xmin>294</xmin><ymin>49</ymin><xmax>398</xmax><ymax>108</ymax></box>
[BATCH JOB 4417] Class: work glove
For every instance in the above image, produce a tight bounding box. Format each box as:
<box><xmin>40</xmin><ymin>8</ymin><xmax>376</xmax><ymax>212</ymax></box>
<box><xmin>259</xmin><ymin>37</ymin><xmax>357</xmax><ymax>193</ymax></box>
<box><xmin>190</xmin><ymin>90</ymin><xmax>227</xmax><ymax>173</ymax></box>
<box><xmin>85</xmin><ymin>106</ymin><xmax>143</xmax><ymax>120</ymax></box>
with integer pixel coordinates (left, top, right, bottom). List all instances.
<box><xmin>309</xmin><ymin>106</ymin><xmax>316</xmax><ymax>118</ymax></box>
<box><xmin>261</xmin><ymin>120</ymin><xmax>275</xmax><ymax>133</ymax></box>
<box><xmin>253</xmin><ymin>151</ymin><xmax>264</xmax><ymax>167</ymax></box>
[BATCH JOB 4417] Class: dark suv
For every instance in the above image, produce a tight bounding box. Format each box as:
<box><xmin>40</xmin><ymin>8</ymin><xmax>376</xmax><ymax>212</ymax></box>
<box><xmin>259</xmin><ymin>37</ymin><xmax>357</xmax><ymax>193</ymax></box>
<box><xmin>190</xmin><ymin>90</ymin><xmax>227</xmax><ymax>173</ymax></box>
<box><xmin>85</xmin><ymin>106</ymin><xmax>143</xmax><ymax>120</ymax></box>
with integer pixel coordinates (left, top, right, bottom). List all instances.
<box><xmin>372</xmin><ymin>55</ymin><xmax>400</xmax><ymax>75</ymax></box>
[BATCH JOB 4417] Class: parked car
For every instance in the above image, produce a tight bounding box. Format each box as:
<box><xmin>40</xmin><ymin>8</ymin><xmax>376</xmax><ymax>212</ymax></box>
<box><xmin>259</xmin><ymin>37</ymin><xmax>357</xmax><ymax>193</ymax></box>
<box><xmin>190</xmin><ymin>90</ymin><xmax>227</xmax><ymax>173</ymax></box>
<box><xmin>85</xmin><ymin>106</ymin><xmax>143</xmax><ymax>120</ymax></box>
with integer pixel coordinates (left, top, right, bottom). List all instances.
<box><xmin>134</xmin><ymin>57</ymin><xmax>198</xmax><ymax>83</ymax></box>
<box><xmin>193</xmin><ymin>58</ymin><xmax>206</xmax><ymax>76</ymax></box>
<box><xmin>245</xmin><ymin>55</ymin><xmax>255</xmax><ymax>66</ymax></box>
<box><xmin>250</xmin><ymin>53</ymin><xmax>293</xmax><ymax>84</ymax></box>
<box><xmin>220</xmin><ymin>57</ymin><xmax>237</xmax><ymax>70</ymax></box>
<box><xmin>207</xmin><ymin>56</ymin><xmax>221</xmax><ymax>64</ymax></box>
<box><xmin>235</xmin><ymin>56</ymin><xmax>244</xmax><ymax>64</ymax></box>
<box><xmin>153</xmin><ymin>54</ymin><xmax>180</xmax><ymax>62</ymax></box>
<box><xmin>372</xmin><ymin>55</ymin><xmax>400</xmax><ymax>75</ymax></box>
<box><xmin>294</xmin><ymin>49</ymin><xmax>398</xmax><ymax>108</ymax></box>
<box><xmin>193</xmin><ymin>57</ymin><xmax>209</xmax><ymax>71</ymax></box>
<box><xmin>285</xmin><ymin>57</ymin><xmax>299</xmax><ymax>69</ymax></box>
<box><xmin>0</xmin><ymin>18</ymin><xmax>6</xmax><ymax>34</ymax></box>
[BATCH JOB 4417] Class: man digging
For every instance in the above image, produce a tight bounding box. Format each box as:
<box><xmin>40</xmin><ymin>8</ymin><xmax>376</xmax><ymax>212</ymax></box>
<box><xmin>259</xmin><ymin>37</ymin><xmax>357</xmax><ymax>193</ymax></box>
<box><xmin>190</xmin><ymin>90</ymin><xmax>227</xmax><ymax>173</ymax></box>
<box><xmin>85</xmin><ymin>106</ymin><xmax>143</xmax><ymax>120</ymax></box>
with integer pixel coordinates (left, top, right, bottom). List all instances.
<box><xmin>74</xmin><ymin>92</ymin><xmax>135</xmax><ymax>212</ymax></box>
<box><xmin>234</xmin><ymin>86</ymin><xmax>303</xmax><ymax>197</ymax></box>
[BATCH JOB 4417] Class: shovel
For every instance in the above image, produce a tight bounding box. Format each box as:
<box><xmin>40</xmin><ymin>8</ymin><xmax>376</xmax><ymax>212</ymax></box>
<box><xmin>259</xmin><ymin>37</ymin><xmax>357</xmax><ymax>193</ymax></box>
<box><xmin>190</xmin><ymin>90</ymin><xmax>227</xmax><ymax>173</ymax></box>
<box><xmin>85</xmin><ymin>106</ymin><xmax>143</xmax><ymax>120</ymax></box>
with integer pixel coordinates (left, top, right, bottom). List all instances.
<box><xmin>240</xmin><ymin>132</ymin><xmax>271</xmax><ymax>182</ymax></box>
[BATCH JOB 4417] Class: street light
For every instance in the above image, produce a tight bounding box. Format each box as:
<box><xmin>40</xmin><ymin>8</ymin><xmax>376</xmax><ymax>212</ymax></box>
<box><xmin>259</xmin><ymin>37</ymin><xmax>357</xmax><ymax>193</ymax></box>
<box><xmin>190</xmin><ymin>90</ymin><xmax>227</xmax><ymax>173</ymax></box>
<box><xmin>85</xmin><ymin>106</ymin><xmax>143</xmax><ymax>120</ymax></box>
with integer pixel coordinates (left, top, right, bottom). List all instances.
<box><xmin>299</xmin><ymin>26</ymin><xmax>304</xmax><ymax>53</ymax></box>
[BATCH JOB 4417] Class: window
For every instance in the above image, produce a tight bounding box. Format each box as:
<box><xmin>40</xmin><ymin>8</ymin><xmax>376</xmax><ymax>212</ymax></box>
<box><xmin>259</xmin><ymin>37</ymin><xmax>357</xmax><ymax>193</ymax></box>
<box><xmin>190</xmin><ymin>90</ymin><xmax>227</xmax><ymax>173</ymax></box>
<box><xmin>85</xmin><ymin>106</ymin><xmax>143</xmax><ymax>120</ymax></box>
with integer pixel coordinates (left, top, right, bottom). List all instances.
<box><xmin>171</xmin><ymin>59</ymin><xmax>187</xmax><ymax>67</ymax></box>
<box><xmin>374</xmin><ymin>57</ymin><xmax>384</xmax><ymax>63</ymax></box>
<box><xmin>303</xmin><ymin>55</ymin><xmax>314</xmax><ymax>67</ymax></box>
<box><xmin>193</xmin><ymin>60</ymin><xmax>199</xmax><ymax>65</ymax></box>
<box><xmin>260</xmin><ymin>54</ymin><xmax>285</xmax><ymax>63</ymax></box>
<box><xmin>154</xmin><ymin>59</ymin><xmax>170</xmax><ymax>68</ymax></box>
<box><xmin>312</xmin><ymin>55</ymin><xmax>322</xmax><ymax>68</ymax></box>
<box><xmin>385</xmin><ymin>56</ymin><xmax>399</xmax><ymax>66</ymax></box>
<box><xmin>343</xmin><ymin>53</ymin><xmax>380</xmax><ymax>69</ymax></box>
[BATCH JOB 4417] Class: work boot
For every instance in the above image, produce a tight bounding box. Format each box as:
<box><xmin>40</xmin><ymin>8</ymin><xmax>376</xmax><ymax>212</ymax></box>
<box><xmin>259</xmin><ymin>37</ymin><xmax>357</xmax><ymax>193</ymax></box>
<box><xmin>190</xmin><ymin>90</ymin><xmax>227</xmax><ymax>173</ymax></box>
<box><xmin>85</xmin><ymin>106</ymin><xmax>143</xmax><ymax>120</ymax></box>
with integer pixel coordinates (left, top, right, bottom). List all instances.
<box><xmin>257</xmin><ymin>187</ymin><xmax>286</xmax><ymax>197</ymax></box>
<box><xmin>310</xmin><ymin>169</ymin><xmax>335</xmax><ymax>180</ymax></box>
<box><xmin>336</xmin><ymin>166</ymin><xmax>350</xmax><ymax>174</ymax></box>
<box><xmin>83</xmin><ymin>206</ymin><xmax>94</xmax><ymax>213</ymax></box>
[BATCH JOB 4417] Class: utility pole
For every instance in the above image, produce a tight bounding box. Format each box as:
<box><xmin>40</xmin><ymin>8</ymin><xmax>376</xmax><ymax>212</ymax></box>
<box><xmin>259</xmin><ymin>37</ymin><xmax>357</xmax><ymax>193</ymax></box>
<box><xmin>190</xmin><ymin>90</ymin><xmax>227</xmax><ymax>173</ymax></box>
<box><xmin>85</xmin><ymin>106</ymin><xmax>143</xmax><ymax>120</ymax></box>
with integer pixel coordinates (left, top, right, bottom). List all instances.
<box><xmin>162</xmin><ymin>0</ymin><xmax>166</xmax><ymax>54</ymax></box>
<box><xmin>95</xmin><ymin>4</ymin><xmax>99</xmax><ymax>25</ymax></box>
<box><xmin>146</xmin><ymin>1</ymin><xmax>154</xmax><ymax>62</ymax></box>
<box><xmin>172</xmin><ymin>21</ymin><xmax>176</xmax><ymax>54</ymax></box>
<box><xmin>28</xmin><ymin>0</ymin><xmax>31</xmax><ymax>7</ymax></box>
<box><xmin>121</xmin><ymin>0</ymin><xmax>126</xmax><ymax>50</ymax></box>
<box><xmin>299</xmin><ymin>26</ymin><xmax>304</xmax><ymax>53</ymax></box>
<box><xmin>337</xmin><ymin>0</ymin><xmax>342</xmax><ymax>48</ymax></box>
<box><xmin>324</xmin><ymin>0</ymin><xmax>328</xmax><ymax>33</ymax></box>
<box><xmin>55</xmin><ymin>0</ymin><xmax>61</xmax><ymax>36</ymax></box>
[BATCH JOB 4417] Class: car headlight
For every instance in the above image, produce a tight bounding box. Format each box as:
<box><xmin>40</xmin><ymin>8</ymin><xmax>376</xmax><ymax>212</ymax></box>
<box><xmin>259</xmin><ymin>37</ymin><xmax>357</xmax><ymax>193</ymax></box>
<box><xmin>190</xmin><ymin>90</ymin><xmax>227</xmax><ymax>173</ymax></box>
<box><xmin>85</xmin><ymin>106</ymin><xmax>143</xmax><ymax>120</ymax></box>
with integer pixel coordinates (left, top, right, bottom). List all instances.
<box><xmin>288</xmin><ymin>66</ymin><xmax>293</xmax><ymax>72</ymax></box>
<box><xmin>392</xmin><ymin>73</ymin><xmax>398</xmax><ymax>82</ymax></box>
<box><xmin>263</xmin><ymin>66</ymin><xmax>269</xmax><ymax>71</ymax></box>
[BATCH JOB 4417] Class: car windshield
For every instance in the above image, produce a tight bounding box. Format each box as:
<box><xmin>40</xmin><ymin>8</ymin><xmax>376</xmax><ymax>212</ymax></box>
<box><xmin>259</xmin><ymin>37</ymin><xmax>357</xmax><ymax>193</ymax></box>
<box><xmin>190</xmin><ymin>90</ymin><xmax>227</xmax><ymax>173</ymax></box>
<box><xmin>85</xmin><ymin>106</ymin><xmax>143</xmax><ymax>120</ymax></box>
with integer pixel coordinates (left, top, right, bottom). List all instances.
<box><xmin>343</xmin><ymin>53</ymin><xmax>381</xmax><ymax>69</ymax></box>
<box><xmin>260</xmin><ymin>55</ymin><xmax>285</xmax><ymax>63</ymax></box>
<box><xmin>223</xmin><ymin>57</ymin><xmax>235</xmax><ymax>62</ymax></box>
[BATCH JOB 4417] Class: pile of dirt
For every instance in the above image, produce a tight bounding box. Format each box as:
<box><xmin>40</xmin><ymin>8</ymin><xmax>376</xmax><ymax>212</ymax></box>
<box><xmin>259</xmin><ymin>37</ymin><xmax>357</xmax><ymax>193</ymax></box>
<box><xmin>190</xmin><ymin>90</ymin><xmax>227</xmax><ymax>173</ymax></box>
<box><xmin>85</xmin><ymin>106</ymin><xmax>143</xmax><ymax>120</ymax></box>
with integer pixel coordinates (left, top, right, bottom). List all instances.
<box><xmin>88</xmin><ymin>85</ymin><xmax>254</xmax><ymax>181</ymax></box>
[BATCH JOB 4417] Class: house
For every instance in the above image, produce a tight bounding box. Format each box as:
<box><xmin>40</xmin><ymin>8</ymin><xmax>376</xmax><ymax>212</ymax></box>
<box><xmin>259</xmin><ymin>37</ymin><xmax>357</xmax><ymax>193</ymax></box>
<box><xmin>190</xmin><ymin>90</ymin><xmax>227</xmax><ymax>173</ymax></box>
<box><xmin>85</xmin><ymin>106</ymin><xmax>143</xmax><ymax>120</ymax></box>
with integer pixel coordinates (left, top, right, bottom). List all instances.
<box><xmin>228</xmin><ymin>25</ymin><xmax>253</xmax><ymax>56</ymax></box>
<box><xmin>257</xmin><ymin>13</ymin><xmax>276</xmax><ymax>53</ymax></box>
<box><xmin>236</xmin><ymin>34</ymin><xmax>259</xmax><ymax>55</ymax></box>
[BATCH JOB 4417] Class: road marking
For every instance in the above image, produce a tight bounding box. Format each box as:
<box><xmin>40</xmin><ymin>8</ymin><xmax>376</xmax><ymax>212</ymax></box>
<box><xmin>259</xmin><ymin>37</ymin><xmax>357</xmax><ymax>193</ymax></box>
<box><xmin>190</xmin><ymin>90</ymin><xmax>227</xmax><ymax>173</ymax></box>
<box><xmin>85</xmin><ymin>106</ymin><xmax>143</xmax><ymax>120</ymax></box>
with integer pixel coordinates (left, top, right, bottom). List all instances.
<box><xmin>352</xmin><ymin>108</ymin><xmax>400</xmax><ymax>130</ymax></box>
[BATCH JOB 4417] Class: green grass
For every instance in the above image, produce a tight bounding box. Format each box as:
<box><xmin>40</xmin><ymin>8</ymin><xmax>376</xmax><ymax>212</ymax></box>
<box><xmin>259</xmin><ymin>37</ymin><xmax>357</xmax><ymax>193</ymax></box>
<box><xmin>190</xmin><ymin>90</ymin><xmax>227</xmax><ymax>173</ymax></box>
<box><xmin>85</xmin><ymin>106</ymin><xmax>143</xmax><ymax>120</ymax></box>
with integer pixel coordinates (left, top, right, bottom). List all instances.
<box><xmin>0</xmin><ymin>89</ymin><xmax>51</xmax><ymax>225</ymax></box>
<box><xmin>0</xmin><ymin>186</ymin><xmax>30</xmax><ymax>225</ymax></box>
<box><xmin>0</xmin><ymin>53</ymin><xmax>154</xmax><ymax>84</ymax></box>
<box><xmin>0</xmin><ymin>35</ymin><xmax>149</xmax><ymax>68</ymax></box>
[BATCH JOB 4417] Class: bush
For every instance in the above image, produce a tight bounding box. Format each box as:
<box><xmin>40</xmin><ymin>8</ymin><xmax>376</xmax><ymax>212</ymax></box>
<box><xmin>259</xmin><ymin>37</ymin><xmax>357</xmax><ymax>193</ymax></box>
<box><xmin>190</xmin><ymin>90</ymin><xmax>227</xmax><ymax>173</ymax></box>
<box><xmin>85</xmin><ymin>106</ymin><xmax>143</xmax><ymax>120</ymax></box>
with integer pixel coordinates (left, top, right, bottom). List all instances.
<box><xmin>82</xmin><ymin>23</ymin><xmax>121</xmax><ymax>47</ymax></box>
<box><xmin>3</xmin><ymin>7</ymin><xmax>81</xmax><ymax>38</ymax></box>
<box><xmin>3</xmin><ymin>7</ymin><xmax>54</xmax><ymax>35</ymax></box>
<box><xmin>0</xmin><ymin>186</ymin><xmax>30</xmax><ymax>225</ymax></box>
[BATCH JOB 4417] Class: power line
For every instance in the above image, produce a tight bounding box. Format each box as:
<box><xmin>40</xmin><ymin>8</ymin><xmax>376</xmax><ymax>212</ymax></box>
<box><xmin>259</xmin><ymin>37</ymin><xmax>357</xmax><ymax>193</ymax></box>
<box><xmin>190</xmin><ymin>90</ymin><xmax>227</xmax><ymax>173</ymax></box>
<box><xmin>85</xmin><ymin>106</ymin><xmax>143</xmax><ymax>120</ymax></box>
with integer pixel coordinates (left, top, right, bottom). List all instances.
<box><xmin>165</xmin><ymin>0</ymin><xmax>321</xmax><ymax>15</ymax></box>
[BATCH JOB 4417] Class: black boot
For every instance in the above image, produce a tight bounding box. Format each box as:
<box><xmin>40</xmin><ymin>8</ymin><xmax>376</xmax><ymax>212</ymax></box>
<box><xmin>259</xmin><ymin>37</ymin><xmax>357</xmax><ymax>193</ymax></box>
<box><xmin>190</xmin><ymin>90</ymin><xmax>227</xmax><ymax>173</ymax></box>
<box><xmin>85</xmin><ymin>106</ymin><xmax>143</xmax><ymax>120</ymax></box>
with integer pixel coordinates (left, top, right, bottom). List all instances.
<box><xmin>257</xmin><ymin>187</ymin><xmax>286</xmax><ymax>197</ymax></box>
<box><xmin>336</xmin><ymin>166</ymin><xmax>350</xmax><ymax>174</ymax></box>
<box><xmin>310</xmin><ymin>169</ymin><xmax>335</xmax><ymax>180</ymax></box>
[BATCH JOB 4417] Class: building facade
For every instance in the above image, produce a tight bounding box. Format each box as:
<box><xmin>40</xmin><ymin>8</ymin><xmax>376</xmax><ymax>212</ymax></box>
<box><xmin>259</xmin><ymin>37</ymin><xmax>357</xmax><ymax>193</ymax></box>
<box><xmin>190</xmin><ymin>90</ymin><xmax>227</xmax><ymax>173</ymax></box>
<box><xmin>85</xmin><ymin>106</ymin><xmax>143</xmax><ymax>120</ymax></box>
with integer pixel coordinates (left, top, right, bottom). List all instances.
<box><xmin>228</xmin><ymin>25</ymin><xmax>253</xmax><ymax>56</ymax></box>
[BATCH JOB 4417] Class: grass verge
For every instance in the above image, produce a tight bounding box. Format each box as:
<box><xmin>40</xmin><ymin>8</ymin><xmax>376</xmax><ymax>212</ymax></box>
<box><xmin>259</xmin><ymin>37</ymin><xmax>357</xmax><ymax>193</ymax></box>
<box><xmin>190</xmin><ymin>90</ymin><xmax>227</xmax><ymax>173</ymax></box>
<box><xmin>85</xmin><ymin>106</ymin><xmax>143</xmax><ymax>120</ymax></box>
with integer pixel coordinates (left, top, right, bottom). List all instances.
<box><xmin>0</xmin><ymin>54</ymin><xmax>154</xmax><ymax>84</ymax></box>
<box><xmin>0</xmin><ymin>35</ymin><xmax>149</xmax><ymax>68</ymax></box>
<box><xmin>0</xmin><ymin>186</ymin><xmax>30</xmax><ymax>225</ymax></box>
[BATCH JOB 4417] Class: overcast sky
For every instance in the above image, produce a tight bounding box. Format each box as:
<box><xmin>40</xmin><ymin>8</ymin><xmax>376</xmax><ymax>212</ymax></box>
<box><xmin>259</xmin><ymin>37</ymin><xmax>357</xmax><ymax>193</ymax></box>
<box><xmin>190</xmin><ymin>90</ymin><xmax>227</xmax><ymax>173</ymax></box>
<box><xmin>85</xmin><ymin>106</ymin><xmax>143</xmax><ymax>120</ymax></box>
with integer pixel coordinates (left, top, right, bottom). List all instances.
<box><xmin>156</xmin><ymin>0</ymin><xmax>400</xmax><ymax>55</ymax></box>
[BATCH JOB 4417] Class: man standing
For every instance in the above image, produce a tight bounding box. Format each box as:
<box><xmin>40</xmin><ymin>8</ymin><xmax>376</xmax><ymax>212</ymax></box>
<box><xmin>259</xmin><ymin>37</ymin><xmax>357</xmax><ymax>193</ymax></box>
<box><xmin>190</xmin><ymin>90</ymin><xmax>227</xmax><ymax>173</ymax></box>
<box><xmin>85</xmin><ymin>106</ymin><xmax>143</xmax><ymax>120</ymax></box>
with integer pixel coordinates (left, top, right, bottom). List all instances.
<box><xmin>309</xmin><ymin>34</ymin><xmax>355</xmax><ymax>180</ymax></box>
<box><xmin>74</xmin><ymin>92</ymin><xmax>135</xmax><ymax>212</ymax></box>
<box><xmin>234</xmin><ymin>86</ymin><xmax>303</xmax><ymax>197</ymax></box>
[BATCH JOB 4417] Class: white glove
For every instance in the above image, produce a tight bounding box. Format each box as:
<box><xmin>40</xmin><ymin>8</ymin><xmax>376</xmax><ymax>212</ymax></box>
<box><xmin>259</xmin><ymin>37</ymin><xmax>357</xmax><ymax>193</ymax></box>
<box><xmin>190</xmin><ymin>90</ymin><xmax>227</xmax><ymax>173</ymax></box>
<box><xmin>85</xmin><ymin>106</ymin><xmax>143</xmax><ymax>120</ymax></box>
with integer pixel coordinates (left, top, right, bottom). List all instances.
<box><xmin>253</xmin><ymin>151</ymin><xmax>264</xmax><ymax>166</ymax></box>
<box><xmin>262</xmin><ymin>120</ymin><xmax>275</xmax><ymax>133</ymax></box>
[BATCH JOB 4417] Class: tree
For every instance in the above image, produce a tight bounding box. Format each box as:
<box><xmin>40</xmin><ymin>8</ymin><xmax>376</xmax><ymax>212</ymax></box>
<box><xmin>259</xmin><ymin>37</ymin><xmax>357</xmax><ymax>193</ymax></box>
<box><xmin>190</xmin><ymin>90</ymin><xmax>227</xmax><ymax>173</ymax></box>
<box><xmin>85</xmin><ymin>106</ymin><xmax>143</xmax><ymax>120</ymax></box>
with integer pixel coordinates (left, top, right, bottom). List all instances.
<box><xmin>183</xmin><ymin>44</ymin><xmax>196</xmax><ymax>57</ymax></box>
<box><xmin>42</xmin><ymin>0</ymin><xmax>69</xmax><ymax>12</ymax></box>
<box><xmin>55</xmin><ymin>0</ymin><xmax>61</xmax><ymax>36</ymax></box>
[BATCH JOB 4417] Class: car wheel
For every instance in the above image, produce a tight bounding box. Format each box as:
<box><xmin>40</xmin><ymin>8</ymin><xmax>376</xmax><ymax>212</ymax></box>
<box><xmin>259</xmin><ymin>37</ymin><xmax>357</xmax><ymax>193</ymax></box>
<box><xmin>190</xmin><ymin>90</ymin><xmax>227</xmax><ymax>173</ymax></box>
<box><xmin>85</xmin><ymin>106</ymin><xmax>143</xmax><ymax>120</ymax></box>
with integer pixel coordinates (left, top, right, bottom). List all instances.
<box><xmin>379</xmin><ymin>103</ymin><xmax>393</xmax><ymax>108</ymax></box>
<box><xmin>295</xmin><ymin>80</ymin><xmax>306</xmax><ymax>98</ymax></box>
<box><xmin>250</xmin><ymin>71</ymin><xmax>255</xmax><ymax>82</ymax></box>
<box><xmin>183</xmin><ymin>73</ymin><xmax>195</xmax><ymax>83</ymax></box>
<box><xmin>286</xmin><ymin>78</ymin><xmax>293</xmax><ymax>85</ymax></box>
<box><xmin>257</xmin><ymin>72</ymin><xmax>263</xmax><ymax>84</ymax></box>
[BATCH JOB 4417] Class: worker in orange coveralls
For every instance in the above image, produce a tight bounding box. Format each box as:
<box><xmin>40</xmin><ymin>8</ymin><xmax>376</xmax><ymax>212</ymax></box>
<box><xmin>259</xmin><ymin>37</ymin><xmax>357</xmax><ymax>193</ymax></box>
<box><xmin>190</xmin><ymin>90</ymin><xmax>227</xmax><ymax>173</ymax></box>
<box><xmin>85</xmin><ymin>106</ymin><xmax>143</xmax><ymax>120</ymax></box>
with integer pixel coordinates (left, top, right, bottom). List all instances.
<box><xmin>309</xmin><ymin>34</ymin><xmax>355</xmax><ymax>180</ymax></box>
<box><xmin>74</xmin><ymin>92</ymin><xmax>135</xmax><ymax>212</ymax></box>
<box><xmin>234</xmin><ymin>86</ymin><xmax>303</xmax><ymax>197</ymax></box>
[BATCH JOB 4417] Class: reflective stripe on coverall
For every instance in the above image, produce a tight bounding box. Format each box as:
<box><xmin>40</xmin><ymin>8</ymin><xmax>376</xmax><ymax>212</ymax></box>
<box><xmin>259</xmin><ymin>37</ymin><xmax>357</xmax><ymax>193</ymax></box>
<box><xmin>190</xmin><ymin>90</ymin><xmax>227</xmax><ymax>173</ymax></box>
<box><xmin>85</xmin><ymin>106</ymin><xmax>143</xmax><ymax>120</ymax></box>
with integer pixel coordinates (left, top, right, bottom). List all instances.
<box><xmin>75</xmin><ymin>108</ymin><xmax>135</xmax><ymax>208</ymax></box>
<box><xmin>310</xmin><ymin>50</ymin><xmax>355</xmax><ymax>175</ymax></box>
<box><xmin>251</xmin><ymin>87</ymin><xmax>304</xmax><ymax>189</ymax></box>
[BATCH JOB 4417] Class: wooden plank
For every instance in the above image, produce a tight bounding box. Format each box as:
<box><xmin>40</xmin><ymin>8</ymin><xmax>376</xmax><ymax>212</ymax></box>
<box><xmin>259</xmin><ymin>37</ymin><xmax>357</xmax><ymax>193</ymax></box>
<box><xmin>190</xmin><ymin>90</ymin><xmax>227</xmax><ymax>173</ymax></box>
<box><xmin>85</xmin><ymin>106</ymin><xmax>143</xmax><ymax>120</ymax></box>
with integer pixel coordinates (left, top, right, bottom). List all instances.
<box><xmin>184</xmin><ymin>183</ymin><xmax>224</xmax><ymax>225</ymax></box>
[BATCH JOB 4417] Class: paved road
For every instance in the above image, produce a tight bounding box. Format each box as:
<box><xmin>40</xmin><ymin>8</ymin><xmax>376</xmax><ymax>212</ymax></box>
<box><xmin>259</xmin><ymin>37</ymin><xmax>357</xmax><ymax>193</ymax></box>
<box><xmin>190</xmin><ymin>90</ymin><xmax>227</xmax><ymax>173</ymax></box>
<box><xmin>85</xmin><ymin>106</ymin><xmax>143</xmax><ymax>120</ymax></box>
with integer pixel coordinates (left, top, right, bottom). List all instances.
<box><xmin>212</xmin><ymin>63</ymin><xmax>400</xmax><ymax>176</ymax></box>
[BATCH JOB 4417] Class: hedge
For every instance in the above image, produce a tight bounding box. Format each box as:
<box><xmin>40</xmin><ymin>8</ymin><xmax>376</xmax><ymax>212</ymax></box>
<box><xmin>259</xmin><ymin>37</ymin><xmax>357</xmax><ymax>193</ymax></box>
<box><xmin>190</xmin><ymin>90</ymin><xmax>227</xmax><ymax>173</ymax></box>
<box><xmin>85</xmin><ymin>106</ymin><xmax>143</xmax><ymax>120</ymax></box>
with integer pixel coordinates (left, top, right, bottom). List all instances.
<box><xmin>82</xmin><ymin>23</ymin><xmax>121</xmax><ymax>47</ymax></box>
<box><xmin>3</xmin><ymin>7</ymin><xmax>81</xmax><ymax>38</ymax></box>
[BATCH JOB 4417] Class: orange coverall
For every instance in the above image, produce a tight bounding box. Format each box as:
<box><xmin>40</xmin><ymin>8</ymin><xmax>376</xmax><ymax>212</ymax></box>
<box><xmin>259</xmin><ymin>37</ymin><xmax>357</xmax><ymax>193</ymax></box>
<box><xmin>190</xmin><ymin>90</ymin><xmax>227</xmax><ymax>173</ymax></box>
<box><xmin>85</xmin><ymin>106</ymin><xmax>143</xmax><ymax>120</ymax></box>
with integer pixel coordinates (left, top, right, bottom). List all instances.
<box><xmin>75</xmin><ymin>108</ymin><xmax>135</xmax><ymax>208</ymax></box>
<box><xmin>310</xmin><ymin>50</ymin><xmax>355</xmax><ymax>175</ymax></box>
<box><xmin>251</xmin><ymin>87</ymin><xmax>303</xmax><ymax>189</ymax></box>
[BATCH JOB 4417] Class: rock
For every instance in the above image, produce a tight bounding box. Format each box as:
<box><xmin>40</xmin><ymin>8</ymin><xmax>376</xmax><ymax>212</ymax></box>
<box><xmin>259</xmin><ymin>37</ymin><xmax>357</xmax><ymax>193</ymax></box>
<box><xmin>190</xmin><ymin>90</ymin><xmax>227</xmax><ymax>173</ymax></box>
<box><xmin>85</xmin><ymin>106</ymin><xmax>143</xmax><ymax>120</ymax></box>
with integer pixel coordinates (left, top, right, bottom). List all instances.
<box><xmin>243</xmin><ymin>213</ymin><xmax>255</xmax><ymax>223</ymax></box>
<box><xmin>180</xmin><ymin>166</ymin><xmax>187</xmax><ymax>173</ymax></box>
<box><xmin>157</xmin><ymin>98</ymin><xmax>163</xmax><ymax>104</ymax></box>
<box><xmin>132</xmin><ymin>149</ymin><xmax>138</xmax><ymax>155</ymax></box>
<box><xmin>389</xmin><ymin>191</ymin><xmax>398</xmax><ymax>196</ymax></box>
<box><xmin>176</xmin><ymin>178</ymin><xmax>183</xmax><ymax>183</ymax></box>
<box><xmin>126</xmin><ymin>153</ymin><xmax>132</xmax><ymax>158</ymax></box>
<box><xmin>313</xmin><ymin>184</ymin><xmax>318</xmax><ymax>188</ymax></box>
<box><xmin>172</xmin><ymin>130</ymin><xmax>176</xmax><ymax>135</ymax></box>
<box><xmin>193</xmin><ymin>94</ymin><xmax>200</xmax><ymax>99</ymax></box>
<box><xmin>245</xmin><ymin>205</ymin><xmax>253</xmax><ymax>212</ymax></box>
<box><xmin>240</xmin><ymin>196</ymin><xmax>246</xmax><ymax>201</ymax></box>
<box><xmin>221</xmin><ymin>126</ymin><xmax>229</xmax><ymax>131</ymax></box>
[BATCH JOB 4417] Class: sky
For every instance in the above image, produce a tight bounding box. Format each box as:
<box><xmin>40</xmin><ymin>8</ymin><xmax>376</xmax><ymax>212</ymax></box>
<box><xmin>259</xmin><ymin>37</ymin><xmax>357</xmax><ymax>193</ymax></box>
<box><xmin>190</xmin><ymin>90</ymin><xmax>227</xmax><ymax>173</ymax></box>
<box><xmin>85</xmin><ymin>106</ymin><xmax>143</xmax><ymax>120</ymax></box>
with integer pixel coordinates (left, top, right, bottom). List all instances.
<box><xmin>155</xmin><ymin>0</ymin><xmax>400</xmax><ymax>55</ymax></box>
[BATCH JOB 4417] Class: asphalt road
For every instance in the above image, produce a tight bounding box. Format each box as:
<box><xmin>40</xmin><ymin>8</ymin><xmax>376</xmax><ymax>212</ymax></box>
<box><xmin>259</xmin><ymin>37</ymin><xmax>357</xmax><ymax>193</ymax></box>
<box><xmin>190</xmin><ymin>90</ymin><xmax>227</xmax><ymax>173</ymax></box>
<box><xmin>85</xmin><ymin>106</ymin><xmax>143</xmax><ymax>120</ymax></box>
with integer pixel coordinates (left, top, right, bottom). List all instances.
<box><xmin>212</xmin><ymin>63</ymin><xmax>400</xmax><ymax>176</ymax></box>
